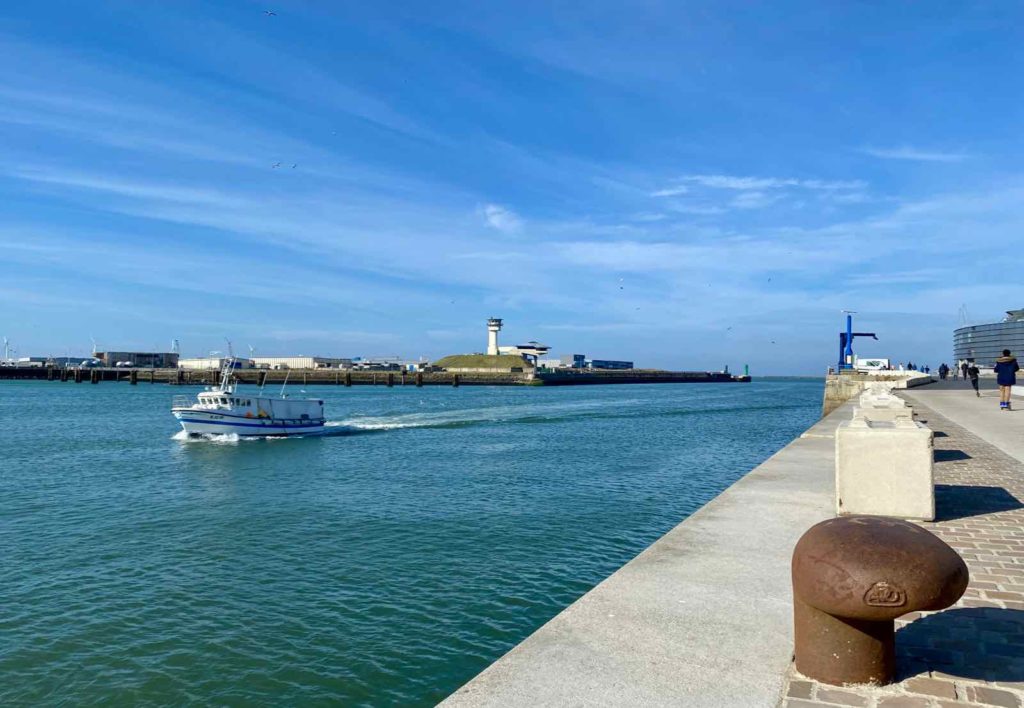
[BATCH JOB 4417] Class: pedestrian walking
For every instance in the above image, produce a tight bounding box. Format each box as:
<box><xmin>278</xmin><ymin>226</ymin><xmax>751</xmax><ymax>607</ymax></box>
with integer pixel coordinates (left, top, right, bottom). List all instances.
<box><xmin>994</xmin><ymin>349</ymin><xmax>1020</xmax><ymax>410</ymax></box>
<box><xmin>968</xmin><ymin>363</ymin><xmax>981</xmax><ymax>397</ymax></box>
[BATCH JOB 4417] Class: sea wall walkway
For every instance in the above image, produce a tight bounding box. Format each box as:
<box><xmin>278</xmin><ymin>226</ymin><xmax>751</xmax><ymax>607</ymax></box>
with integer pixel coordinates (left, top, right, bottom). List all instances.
<box><xmin>780</xmin><ymin>387</ymin><xmax>1024</xmax><ymax>708</ymax></box>
<box><xmin>441</xmin><ymin>403</ymin><xmax>852</xmax><ymax>706</ymax></box>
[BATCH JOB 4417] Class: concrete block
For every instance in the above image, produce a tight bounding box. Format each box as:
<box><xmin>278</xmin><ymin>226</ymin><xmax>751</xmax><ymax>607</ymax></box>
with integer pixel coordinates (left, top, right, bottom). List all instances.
<box><xmin>854</xmin><ymin>390</ymin><xmax>914</xmax><ymax>423</ymax></box>
<box><xmin>854</xmin><ymin>399</ymin><xmax>913</xmax><ymax>423</ymax></box>
<box><xmin>836</xmin><ymin>417</ymin><xmax>934</xmax><ymax>521</ymax></box>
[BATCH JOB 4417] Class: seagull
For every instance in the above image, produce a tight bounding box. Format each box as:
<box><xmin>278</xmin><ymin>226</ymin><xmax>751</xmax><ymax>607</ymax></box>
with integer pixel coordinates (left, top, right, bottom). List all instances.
<box><xmin>264</xmin><ymin>10</ymin><xmax>276</xmax><ymax>16</ymax></box>
<box><xmin>272</xmin><ymin>162</ymin><xmax>281</xmax><ymax>168</ymax></box>
<box><xmin>291</xmin><ymin>163</ymin><xmax>297</xmax><ymax>169</ymax></box>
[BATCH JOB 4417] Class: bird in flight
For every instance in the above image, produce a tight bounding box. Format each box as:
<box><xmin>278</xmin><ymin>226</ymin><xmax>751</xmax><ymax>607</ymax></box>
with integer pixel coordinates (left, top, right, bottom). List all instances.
<box><xmin>292</xmin><ymin>163</ymin><xmax>297</xmax><ymax>169</ymax></box>
<box><xmin>264</xmin><ymin>10</ymin><xmax>276</xmax><ymax>16</ymax></box>
<box><xmin>272</xmin><ymin>162</ymin><xmax>281</xmax><ymax>168</ymax></box>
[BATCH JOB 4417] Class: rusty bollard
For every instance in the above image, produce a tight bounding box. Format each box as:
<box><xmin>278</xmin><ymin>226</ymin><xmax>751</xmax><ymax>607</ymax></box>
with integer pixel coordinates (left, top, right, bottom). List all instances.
<box><xmin>792</xmin><ymin>516</ymin><xmax>967</xmax><ymax>686</ymax></box>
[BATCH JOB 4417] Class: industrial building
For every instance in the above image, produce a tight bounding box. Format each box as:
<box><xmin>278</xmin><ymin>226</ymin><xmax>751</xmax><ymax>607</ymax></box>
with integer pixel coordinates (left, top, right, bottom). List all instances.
<box><xmin>589</xmin><ymin>359</ymin><xmax>634</xmax><ymax>370</ymax></box>
<box><xmin>954</xmin><ymin>309</ymin><xmax>1024</xmax><ymax>368</ymax></box>
<box><xmin>179</xmin><ymin>357</ymin><xmax>254</xmax><ymax>370</ymax></box>
<box><xmin>250</xmin><ymin>356</ymin><xmax>352</xmax><ymax>370</ymax></box>
<box><xmin>95</xmin><ymin>351</ymin><xmax>179</xmax><ymax>368</ymax></box>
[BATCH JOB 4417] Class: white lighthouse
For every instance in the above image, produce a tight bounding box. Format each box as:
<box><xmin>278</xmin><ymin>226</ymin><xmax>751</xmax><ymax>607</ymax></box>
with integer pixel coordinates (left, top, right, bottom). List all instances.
<box><xmin>486</xmin><ymin>318</ymin><xmax>503</xmax><ymax>355</ymax></box>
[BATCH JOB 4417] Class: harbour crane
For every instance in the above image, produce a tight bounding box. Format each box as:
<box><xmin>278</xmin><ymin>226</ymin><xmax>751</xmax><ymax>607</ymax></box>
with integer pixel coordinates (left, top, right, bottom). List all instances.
<box><xmin>838</xmin><ymin>311</ymin><xmax>878</xmax><ymax>371</ymax></box>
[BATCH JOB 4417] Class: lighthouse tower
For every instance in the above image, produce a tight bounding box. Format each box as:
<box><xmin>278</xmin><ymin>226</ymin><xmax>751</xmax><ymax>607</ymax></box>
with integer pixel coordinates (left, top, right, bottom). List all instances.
<box><xmin>487</xmin><ymin>318</ymin><xmax>503</xmax><ymax>355</ymax></box>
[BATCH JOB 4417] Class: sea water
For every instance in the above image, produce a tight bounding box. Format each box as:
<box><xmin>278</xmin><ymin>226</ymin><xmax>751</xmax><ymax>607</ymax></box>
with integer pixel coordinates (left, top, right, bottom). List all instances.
<box><xmin>1</xmin><ymin>379</ymin><xmax>821</xmax><ymax>705</ymax></box>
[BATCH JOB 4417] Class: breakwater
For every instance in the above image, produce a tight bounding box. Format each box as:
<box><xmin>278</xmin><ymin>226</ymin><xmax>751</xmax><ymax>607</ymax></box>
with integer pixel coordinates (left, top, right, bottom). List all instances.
<box><xmin>0</xmin><ymin>367</ymin><xmax>750</xmax><ymax>387</ymax></box>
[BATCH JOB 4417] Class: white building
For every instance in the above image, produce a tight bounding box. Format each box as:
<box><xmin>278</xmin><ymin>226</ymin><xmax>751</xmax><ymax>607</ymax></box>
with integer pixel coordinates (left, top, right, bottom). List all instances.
<box><xmin>250</xmin><ymin>356</ymin><xmax>352</xmax><ymax>370</ymax></box>
<box><xmin>179</xmin><ymin>357</ymin><xmax>254</xmax><ymax>370</ymax></box>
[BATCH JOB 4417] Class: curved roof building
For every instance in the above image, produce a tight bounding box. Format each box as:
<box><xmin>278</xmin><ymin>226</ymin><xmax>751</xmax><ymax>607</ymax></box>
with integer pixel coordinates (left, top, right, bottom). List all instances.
<box><xmin>953</xmin><ymin>309</ymin><xmax>1024</xmax><ymax>367</ymax></box>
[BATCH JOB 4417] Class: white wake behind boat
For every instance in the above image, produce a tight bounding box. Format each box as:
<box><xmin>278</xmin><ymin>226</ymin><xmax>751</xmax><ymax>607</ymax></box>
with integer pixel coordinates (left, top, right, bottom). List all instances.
<box><xmin>172</xmin><ymin>360</ymin><xmax>326</xmax><ymax>437</ymax></box>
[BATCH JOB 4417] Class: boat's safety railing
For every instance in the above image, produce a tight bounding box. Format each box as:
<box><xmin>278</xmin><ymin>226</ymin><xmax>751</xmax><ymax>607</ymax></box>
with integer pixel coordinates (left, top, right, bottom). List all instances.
<box><xmin>171</xmin><ymin>395</ymin><xmax>193</xmax><ymax>409</ymax></box>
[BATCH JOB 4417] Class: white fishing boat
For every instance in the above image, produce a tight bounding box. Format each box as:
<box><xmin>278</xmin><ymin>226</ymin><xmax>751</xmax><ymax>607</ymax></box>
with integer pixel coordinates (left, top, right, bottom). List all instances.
<box><xmin>171</xmin><ymin>359</ymin><xmax>326</xmax><ymax>437</ymax></box>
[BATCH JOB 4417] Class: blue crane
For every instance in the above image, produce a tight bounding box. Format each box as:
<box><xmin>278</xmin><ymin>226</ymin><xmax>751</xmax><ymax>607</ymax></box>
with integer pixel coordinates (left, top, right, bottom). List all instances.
<box><xmin>838</xmin><ymin>312</ymin><xmax>878</xmax><ymax>371</ymax></box>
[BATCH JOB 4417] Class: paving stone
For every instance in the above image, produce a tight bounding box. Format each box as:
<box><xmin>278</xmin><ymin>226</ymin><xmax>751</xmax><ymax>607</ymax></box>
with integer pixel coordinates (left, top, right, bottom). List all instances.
<box><xmin>814</xmin><ymin>687</ymin><xmax>869</xmax><ymax>705</ymax></box>
<box><xmin>904</xmin><ymin>676</ymin><xmax>958</xmax><ymax>699</ymax></box>
<box><xmin>787</xmin><ymin>680</ymin><xmax>814</xmax><ymax>699</ymax></box>
<box><xmin>876</xmin><ymin>696</ymin><xmax>933</xmax><ymax>707</ymax></box>
<box><xmin>966</xmin><ymin>684</ymin><xmax>1023</xmax><ymax>707</ymax></box>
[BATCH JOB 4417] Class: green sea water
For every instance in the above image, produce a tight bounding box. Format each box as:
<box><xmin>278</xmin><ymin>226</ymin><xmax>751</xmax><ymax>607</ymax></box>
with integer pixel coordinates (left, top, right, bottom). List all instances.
<box><xmin>2</xmin><ymin>379</ymin><xmax>821</xmax><ymax>705</ymax></box>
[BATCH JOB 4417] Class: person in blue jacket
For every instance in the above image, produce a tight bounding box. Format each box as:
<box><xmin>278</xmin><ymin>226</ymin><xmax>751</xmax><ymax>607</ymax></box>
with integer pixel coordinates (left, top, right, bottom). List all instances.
<box><xmin>993</xmin><ymin>349</ymin><xmax>1020</xmax><ymax>410</ymax></box>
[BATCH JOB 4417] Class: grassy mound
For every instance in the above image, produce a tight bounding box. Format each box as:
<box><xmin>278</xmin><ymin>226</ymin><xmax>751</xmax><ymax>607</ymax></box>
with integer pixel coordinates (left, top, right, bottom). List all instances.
<box><xmin>432</xmin><ymin>354</ymin><xmax>532</xmax><ymax>370</ymax></box>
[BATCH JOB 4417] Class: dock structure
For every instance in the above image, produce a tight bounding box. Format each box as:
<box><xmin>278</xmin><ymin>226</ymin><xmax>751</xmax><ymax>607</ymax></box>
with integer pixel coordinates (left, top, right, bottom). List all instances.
<box><xmin>0</xmin><ymin>367</ymin><xmax>750</xmax><ymax>386</ymax></box>
<box><xmin>442</xmin><ymin>380</ymin><xmax>1024</xmax><ymax>708</ymax></box>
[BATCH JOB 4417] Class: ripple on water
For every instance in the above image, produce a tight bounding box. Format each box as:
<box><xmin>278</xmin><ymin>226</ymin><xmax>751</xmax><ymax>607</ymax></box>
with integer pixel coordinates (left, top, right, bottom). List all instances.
<box><xmin>1</xmin><ymin>380</ymin><xmax>821</xmax><ymax>705</ymax></box>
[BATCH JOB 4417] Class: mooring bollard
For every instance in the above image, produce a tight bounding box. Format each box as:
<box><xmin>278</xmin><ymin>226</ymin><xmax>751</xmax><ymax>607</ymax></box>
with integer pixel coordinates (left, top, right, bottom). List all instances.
<box><xmin>792</xmin><ymin>516</ymin><xmax>968</xmax><ymax>685</ymax></box>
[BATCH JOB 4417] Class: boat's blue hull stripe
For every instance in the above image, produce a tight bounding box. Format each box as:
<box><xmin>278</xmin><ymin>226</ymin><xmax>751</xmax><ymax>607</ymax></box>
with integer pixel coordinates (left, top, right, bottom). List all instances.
<box><xmin>176</xmin><ymin>417</ymin><xmax>324</xmax><ymax>430</ymax></box>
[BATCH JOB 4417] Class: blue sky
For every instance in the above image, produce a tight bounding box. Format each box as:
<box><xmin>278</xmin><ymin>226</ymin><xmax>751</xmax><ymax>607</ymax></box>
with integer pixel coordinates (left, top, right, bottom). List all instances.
<box><xmin>2</xmin><ymin>2</ymin><xmax>1022</xmax><ymax>373</ymax></box>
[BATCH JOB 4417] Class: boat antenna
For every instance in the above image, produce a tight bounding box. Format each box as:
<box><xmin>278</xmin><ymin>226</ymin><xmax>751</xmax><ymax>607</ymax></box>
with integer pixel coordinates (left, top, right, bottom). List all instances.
<box><xmin>279</xmin><ymin>369</ymin><xmax>291</xmax><ymax>397</ymax></box>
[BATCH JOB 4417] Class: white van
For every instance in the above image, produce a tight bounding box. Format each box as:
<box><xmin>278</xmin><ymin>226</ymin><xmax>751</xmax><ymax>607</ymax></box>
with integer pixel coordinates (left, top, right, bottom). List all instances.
<box><xmin>854</xmin><ymin>358</ymin><xmax>890</xmax><ymax>372</ymax></box>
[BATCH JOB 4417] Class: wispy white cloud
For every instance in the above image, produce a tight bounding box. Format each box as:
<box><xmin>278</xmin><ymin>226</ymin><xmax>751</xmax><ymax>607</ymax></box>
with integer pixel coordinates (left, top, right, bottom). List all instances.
<box><xmin>677</xmin><ymin>174</ymin><xmax>866</xmax><ymax>191</ymax></box>
<box><xmin>730</xmin><ymin>191</ymin><xmax>779</xmax><ymax>210</ymax></box>
<box><xmin>480</xmin><ymin>203</ymin><xmax>523</xmax><ymax>232</ymax></box>
<box><xmin>860</xmin><ymin>146</ymin><xmax>971</xmax><ymax>162</ymax></box>
<box><xmin>650</xmin><ymin>185</ymin><xmax>688</xmax><ymax>197</ymax></box>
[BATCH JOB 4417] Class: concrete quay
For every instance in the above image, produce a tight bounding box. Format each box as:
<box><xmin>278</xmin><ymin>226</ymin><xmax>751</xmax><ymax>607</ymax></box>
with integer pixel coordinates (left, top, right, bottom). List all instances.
<box><xmin>442</xmin><ymin>403</ymin><xmax>850</xmax><ymax>707</ymax></box>
<box><xmin>444</xmin><ymin>380</ymin><xmax>1024</xmax><ymax>708</ymax></box>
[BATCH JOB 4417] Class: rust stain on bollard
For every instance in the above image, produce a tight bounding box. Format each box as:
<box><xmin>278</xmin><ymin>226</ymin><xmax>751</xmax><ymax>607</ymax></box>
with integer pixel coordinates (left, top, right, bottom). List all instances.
<box><xmin>792</xmin><ymin>516</ymin><xmax>967</xmax><ymax>686</ymax></box>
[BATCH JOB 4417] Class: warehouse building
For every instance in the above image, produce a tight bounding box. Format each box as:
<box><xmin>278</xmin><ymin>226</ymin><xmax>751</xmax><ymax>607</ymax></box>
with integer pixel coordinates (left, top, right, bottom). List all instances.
<box><xmin>589</xmin><ymin>359</ymin><xmax>634</xmax><ymax>370</ymax></box>
<box><xmin>96</xmin><ymin>351</ymin><xmax>179</xmax><ymax>368</ymax></box>
<box><xmin>250</xmin><ymin>356</ymin><xmax>353</xmax><ymax>370</ymax></box>
<box><xmin>178</xmin><ymin>357</ymin><xmax>254</xmax><ymax>370</ymax></box>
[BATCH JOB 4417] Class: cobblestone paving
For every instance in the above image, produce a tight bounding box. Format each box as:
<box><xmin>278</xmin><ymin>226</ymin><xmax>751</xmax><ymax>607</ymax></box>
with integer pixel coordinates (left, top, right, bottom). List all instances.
<box><xmin>779</xmin><ymin>400</ymin><xmax>1024</xmax><ymax>708</ymax></box>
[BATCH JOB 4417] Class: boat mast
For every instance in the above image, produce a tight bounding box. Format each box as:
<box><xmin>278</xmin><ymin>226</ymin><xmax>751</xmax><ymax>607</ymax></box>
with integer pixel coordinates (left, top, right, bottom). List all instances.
<box><xmin>220</xmin><ymin>339</ymin><xmax>236</xmax><ymax>393</ymax></box>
